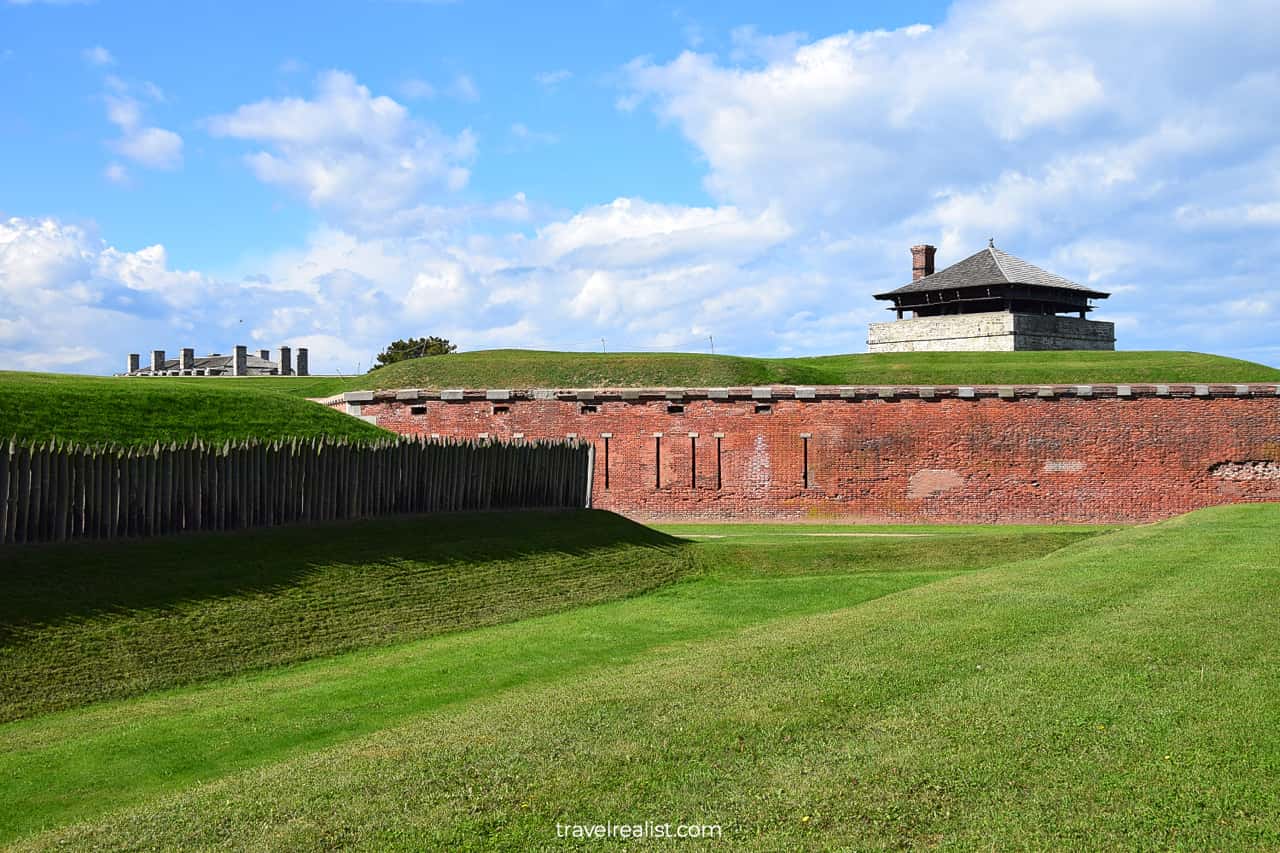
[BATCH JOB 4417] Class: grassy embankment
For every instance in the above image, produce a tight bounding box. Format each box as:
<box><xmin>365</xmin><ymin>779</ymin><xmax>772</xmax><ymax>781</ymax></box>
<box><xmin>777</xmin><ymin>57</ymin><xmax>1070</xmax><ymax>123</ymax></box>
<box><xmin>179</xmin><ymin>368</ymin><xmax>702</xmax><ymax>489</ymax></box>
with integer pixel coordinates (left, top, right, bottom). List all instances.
<box><xmin>5</xmin><ymin>505</ymin><xmax>1280</xmax><ymax>847</ymax></box>
<box><xmin>3</xmin><ymin>350</ymin><xmax>1276</xmax><ymax>444</ymax></box>
<box><xmin>0</xmin><ymin>370</ymin><xmax>384</xmax><ymax>445</ymax></box>
<box><xmin>317</xmin><ymin>348</ymin><xmax>1280</xmax><ymax>392</ymax></box>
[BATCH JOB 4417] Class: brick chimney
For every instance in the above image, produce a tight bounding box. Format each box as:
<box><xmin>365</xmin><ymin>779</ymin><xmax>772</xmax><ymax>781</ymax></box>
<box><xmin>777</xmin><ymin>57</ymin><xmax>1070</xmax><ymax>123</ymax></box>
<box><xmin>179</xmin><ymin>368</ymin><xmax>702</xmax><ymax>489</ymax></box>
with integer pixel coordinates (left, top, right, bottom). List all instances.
<box><xmin>911</xmin><ymin>244</ymin><xmax>937</xmax><ymax>281</ymax></box>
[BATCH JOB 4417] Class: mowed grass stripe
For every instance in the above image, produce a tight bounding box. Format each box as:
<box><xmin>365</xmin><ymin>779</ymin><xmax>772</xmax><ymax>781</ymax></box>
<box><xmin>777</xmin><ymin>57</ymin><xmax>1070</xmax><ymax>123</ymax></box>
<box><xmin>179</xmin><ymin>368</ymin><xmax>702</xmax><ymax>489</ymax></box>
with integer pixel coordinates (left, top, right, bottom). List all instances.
<box><xmin>0</xmin><ymin>524</ymin><xmax>1097</xmax><ymax>842</ymax></box>
<box><xmin>8</xmin><ymin>505</ymin><xmax>1277</xmax><ymax>850</ymax></box>
<box><xmin>0</xmin><ymin>511</ymin><xmax>693</xmax><ymax>721</ymax></box>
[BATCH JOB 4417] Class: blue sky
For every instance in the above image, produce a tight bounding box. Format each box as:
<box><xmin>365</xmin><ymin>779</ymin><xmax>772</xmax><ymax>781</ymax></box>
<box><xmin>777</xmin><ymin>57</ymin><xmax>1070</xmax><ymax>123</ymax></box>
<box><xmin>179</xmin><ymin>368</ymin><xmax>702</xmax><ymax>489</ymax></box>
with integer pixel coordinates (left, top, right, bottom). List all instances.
<box><xmin>2</xmin><ymin>0</ymin><xmax>1277</xmax><ymax>374</ymax></box>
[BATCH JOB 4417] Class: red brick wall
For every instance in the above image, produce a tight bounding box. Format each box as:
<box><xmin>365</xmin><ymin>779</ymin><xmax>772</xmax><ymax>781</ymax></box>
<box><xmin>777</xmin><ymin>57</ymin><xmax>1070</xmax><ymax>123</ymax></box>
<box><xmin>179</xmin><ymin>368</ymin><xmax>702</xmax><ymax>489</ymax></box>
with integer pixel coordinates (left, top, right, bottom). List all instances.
<box><xmin>350</xmin><ymin>388</ymin><xmax>1280</xmax><ymax>523</ymax></box>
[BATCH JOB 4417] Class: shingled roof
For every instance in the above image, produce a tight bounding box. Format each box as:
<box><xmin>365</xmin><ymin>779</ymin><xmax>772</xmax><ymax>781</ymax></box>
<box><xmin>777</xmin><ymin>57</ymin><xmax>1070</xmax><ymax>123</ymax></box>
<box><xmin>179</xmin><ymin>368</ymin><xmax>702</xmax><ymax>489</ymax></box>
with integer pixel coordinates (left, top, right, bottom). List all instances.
<box><xmin>875</xmin><ymin>246</ymin><xmax>1109</xmax><ymax>299</ymax></box>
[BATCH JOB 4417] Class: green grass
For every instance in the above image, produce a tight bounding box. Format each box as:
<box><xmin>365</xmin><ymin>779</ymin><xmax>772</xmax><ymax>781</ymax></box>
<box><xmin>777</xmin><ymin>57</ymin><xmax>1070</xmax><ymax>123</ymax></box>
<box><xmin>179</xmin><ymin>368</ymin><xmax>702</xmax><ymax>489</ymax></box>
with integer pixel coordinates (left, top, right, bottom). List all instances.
<box><xmin>0</xmin><ymin>511</ymin><xmax>693</xmax><ymax>722</ymax></box>
<box><xmin>3</xmin><ymin>515</ymin><xmax>1105</xmax><ymax>845</ymax></box>
<box><xmin>4</xmin><ymin>350</ymin><xmax>1275</xmax><ymax>443</ymax></box>
<box><xmin>3</xmin><ymin>506</ymin><xmax>1278</xmax><ymax>849</ymax></box>
<box><xmin>290</xmin><ymin>348</ymin><xmax>1280</xmax><ymax>393</ymax></box>
<box><xmin>0</xmin><ymin>371</ymin><xmax>384</xmax><ymax>445</ymax></box>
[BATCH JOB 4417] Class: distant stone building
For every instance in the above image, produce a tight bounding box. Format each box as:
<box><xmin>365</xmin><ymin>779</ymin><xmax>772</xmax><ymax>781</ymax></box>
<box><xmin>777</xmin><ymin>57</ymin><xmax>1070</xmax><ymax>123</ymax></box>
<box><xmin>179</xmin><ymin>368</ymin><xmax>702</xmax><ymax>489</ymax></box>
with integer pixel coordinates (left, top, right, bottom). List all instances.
<box><xmin>123</xmin><ymin>345</ymin><xmax>310</xmax><ymax>377</ymax></box>
<box><xmin>868</xmin><ymin>243</ymin><xmax>1114</xmax><ymax>352</ymax></box>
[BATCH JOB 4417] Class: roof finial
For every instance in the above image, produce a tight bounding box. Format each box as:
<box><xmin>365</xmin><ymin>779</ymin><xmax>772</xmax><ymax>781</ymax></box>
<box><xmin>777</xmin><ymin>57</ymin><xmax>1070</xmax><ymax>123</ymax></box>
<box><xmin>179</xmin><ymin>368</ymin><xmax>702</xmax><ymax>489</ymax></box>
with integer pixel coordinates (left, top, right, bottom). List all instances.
<box><xmin>988</xmin><ymin>236</ymin><xmax>995</xmax><ymax>248</ymax></box>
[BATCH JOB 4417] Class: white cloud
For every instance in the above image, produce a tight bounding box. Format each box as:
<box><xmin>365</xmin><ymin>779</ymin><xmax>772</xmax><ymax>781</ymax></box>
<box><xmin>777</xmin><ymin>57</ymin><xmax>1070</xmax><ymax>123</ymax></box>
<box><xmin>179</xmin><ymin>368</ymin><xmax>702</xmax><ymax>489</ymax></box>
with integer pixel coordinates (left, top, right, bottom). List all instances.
<box><xmin>534</xmin><ymin>69</ymin><xmax>571</xmax><ymax>88</ymax></box>
<box><xmin>536</xmin><ymin>198</ymin><xmax>791</xmax><ymax>267</ymax></box>
<box><xmin>207</xmin><ymin>71</ymin><xmax>475</xmax><ymax>230</ymax></box>
<box><xmin>509</xmin><ymin>122</ymin><xmax>558</xmax><ymax>147</ymax></box>
<box><xmin>400</xmin><ymin>77</ymin><xmax>436</xmax><ymax>100</ymax></box>
<box><xmin>10</xmin><ymin>0</ymin><xmax>1280</xmax><ymax>374</ymax></box>
<box><xmin>448</xmin><ymin>73</ymin><xmax>479</xmax><ymax>101</ymax></box>
<box><xmin>103</xmin><ymin>162</ymin><xmax>128</xmax><ymax>184</ymax></box>
<box><xmin>1176</xmin><ymin>201</ymin><xmax>1280</xmax><ymax>228</ymax></box>
<box><xmin>614</xmin><ymin>2</ymin><xmax>1280</xmax><ymax>361</ymax></box>
<box><xmin>114</xmin><ymin>125</ymin><xmax>183</xmax><ymax>170</ymax></box>
<box><xmin>0</xmin><ymin>217</ymin><xmax>212</xmax><ymax>372</ymax></box>
<box><xmin>82</xmin><ymin>45</ymin><xmax>113</xmax><ymax>66</ymax></box>
<box><xmin>104</xmin><ymin>92</ymin><xmax>183</xmax><ymax>170</ymax></box>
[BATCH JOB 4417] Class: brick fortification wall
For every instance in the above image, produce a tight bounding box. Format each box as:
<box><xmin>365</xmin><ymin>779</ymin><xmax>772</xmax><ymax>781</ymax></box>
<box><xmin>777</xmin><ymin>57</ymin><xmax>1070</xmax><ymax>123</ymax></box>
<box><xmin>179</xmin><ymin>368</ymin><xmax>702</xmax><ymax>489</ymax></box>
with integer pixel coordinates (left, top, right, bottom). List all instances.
<box><xmin>342</xmin><ymin>385</ymin><xmax>1280</xmax><ymax>523</ymax></box>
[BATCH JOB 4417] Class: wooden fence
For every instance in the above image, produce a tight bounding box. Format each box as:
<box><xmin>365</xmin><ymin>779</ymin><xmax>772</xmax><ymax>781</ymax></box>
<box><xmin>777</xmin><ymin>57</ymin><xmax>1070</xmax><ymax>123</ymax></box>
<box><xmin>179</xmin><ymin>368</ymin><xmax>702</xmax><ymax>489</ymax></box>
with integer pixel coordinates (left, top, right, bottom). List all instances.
<box><xmin>0</xmin><ymin>436</ymin><xmax>591</xmax><ymax>546</ymax></box>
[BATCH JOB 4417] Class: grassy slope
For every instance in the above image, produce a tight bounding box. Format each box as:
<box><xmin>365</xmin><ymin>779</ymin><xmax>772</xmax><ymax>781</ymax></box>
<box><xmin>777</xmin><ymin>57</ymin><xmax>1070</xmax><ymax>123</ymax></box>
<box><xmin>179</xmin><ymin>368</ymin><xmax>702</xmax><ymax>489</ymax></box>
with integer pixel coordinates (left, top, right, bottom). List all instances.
<box><xmin>0</xmin><ymin>371</ymin><xmax>383</xmax><ymax>445</ymax></box>
<box><xmin>0</xmin><ymin>511</ymin><xmax>693</xmax><ymax>721</ymax></box>
<box><xmin>3</xmin><ymin>350</ymin><xmax>1273</xmax><ymax>443</ymax></box>
<box><xmin>2</xmin><ymin>520</ymin><xmax>1108</xmax><ymax>844</ymax></box>
<box><xmin>5</xmin><ymin>506</ymin><xmax>1278</xmax><ymax>849</ymax></box>
<box><xmin>298</xmin><ymin>349</ymin><xmax>1280</xmax><ymax>393</ymax></box>
<box><xmin>9</xmin><ymin>505</ymin><xmax>1273</xmax><ymax>850</ymax></box>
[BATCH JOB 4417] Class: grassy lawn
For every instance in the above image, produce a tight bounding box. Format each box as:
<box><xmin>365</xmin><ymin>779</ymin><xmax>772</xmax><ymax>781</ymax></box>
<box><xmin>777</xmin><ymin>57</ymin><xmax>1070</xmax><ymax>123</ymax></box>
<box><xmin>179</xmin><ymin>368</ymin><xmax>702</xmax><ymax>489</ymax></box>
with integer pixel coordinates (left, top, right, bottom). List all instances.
<box><xmin>2</xmin><ymin>506</ymin><xmax>1277</xmax><ymax>848</ymax></box>
<box><xmin>0</xmin><ymin>514</ymin><xmax>1114</xmax><ymax>846</ymax></box>
<box><xmin>0</xmin><ymin>511</ymin><xmax>693</xmax><ymax>721</ymax></box>
<box><xmin>0</xmin><ymin>371</ymin><xmax>384</xmax><ymax>445</ymax></box>
<box><xmin>339</xmin><ymin>348</ymin><xmax>1280</xmax><ymax>392</ymax></box>
<box><xmin>4</xmin><ymin>350</ymin><xmax>1275</xmax><ymax>444</ymax></box>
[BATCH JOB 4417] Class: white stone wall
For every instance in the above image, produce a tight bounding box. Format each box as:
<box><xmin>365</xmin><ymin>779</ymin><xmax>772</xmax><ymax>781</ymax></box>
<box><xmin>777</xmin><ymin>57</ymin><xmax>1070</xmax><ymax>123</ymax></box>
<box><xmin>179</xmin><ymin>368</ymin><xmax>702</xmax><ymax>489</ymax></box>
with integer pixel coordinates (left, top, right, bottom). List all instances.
<box><xmin>867</xmin><ymin>312</ymin><xmax>1115</xmax><ymax>352</ymax></box>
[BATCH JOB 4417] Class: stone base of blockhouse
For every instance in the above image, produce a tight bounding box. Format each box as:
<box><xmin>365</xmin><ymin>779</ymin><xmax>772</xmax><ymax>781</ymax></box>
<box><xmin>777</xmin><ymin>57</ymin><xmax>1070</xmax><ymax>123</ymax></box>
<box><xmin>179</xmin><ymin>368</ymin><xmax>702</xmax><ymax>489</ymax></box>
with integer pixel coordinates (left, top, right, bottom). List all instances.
<box><xmin>867</xmin><ymin>312</ymin><xmax>1115</xmax><ymax>352</ymax></box>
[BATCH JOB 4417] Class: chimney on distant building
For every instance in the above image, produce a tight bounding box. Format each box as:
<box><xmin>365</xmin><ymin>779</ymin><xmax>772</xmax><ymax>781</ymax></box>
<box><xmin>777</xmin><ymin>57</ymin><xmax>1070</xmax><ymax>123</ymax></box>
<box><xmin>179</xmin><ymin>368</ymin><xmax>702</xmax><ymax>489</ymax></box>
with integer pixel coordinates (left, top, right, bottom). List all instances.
<box><xmin>911</xmin><ymin>244</ymin><xmax>937</xmax><ymax>281</ymax></box>
<box><xmin>233</xmin><ymin>345</ymin><xmax>247</xmax><ymax>377</ymax></box>
<box><xmin>127</xmin><ymin>353</ymin><xmax>140</xmax><ymax>374</ymax></box>
<box><xmin>295</xmin><ymin>348</ymin><xmax>309</xmax><ymax>376</ymax></box>
<box><xmin>258</xmin><ymin>348</ymin><xmax>270</xmax><ymax>361</ymax></box>
<box><xmin>277</xmin><ymin>346</ymin><xmax>292</xmax><ymax>376</ymax></box>
<box><xmin>151</xmin><ymin>350</ymin><xmax>165</xmax><ymax>373</ymax></box>
<box><xmin>181</xmin><ymin>348</ymin><xmax>195</xmax><ymax>371</ymax></box>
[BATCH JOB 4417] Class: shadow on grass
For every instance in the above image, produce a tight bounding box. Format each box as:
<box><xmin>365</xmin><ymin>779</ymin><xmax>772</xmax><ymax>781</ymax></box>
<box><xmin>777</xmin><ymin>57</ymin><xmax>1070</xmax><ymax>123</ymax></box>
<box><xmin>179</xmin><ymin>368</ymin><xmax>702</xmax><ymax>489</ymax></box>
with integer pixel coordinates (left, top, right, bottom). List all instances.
<box><xmin>0</xmin><ymin>509</ymin><xmax>679</xmax><ymax>633</ymax></box>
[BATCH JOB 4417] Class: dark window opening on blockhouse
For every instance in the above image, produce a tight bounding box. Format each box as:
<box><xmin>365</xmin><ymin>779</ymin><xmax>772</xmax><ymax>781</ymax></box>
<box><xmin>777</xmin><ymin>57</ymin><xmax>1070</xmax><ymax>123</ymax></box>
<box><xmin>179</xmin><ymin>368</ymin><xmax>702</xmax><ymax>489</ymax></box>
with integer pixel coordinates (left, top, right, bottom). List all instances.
<box><xmin>667</xmin><ymin>404</ymin><xmax>685</xmax><ymax>414</ymax></box>
<box><xmin>492</xmin><ymin>404</ymin><xmax>510</xmax><ymax>415</ymax></box>
<box><xmin>755</xmin><ymin>403</ymin><xmax>772</xmax><ymax>414</ymax></box>
<box><xmin>580</xmin><ymin>404</ymin><xmax>598</xmax><ymax>414</ymax></box>
<box><xmin>410</xmin><ymin>405</ymin><xmax>427</xmax><ymax>416</ymax></box>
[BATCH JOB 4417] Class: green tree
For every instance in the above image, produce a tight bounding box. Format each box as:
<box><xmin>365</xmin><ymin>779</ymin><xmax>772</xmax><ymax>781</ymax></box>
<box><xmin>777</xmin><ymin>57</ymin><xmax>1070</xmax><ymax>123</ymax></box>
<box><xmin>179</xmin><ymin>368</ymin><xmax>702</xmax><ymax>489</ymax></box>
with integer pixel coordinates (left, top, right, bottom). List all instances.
<box><xmin>372</xmin><ymin>337</ymin><xmax>458</xmax><ymax>370</ymax></box>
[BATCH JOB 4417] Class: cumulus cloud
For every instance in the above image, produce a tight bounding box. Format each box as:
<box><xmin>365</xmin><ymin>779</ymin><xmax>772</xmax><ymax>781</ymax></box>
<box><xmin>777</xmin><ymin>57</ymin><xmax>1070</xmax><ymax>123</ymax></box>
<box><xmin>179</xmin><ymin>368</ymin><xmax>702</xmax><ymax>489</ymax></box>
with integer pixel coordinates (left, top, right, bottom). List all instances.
<box><xmin>0</xmin><ymin>218</ymin><xmax>211</xmax><ymax>371</ymax></box>
<box><xmin>618</xmin><ymin>0</ymin><xmax>1280</xmax><ymax>358</ymax></box>
<box><xmin>9</xmin><ymin>0</ymin><xmax>1280</xmax><ymax>374</ymax></box>
<box><xmin>508</xmin><ymin>122</ymin><xmax>558</xmax><ymax>148</ymax></box>
<box><xmin>96</xmin><ymin>71</ymin><xmax>183</xmax><ymax>173</ymax></box>
<box><xmin>81</xmin><ymin>45</ymin><xmax>113</xmax><ymax>66</ymax></box>
<box><xmin>399</xmin><ymin>77</ymin><xmax>436</xmax><ymax>100</ymax></box>
<box><xmin>534</xmin><ymin>69</ymin><xmax>571</xmax><ymax>88</ymax></box>
<box><xmin>448</xmin><ymin>73</ymin><xmax>478</xmax><ymax>101</ymax></box>
<box><xmin>536</xmin><ymin>198</ymin><xmax>791</xmax><ymax>267</ymax></box>
<box><xmin>207</xmin><ymin>71</ymin><xmax>475</xmax><ymax>231</ymax></box>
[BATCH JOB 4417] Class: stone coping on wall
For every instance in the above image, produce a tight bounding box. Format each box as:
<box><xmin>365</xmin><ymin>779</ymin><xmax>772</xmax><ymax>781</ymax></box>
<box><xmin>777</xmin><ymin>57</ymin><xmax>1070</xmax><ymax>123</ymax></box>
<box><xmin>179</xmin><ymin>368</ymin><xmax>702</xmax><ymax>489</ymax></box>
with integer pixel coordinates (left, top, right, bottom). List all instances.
<box><xmin>343</xmin><ymin>383</ymin><xmax>1280</xmax><ymax>404</ymax></box>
